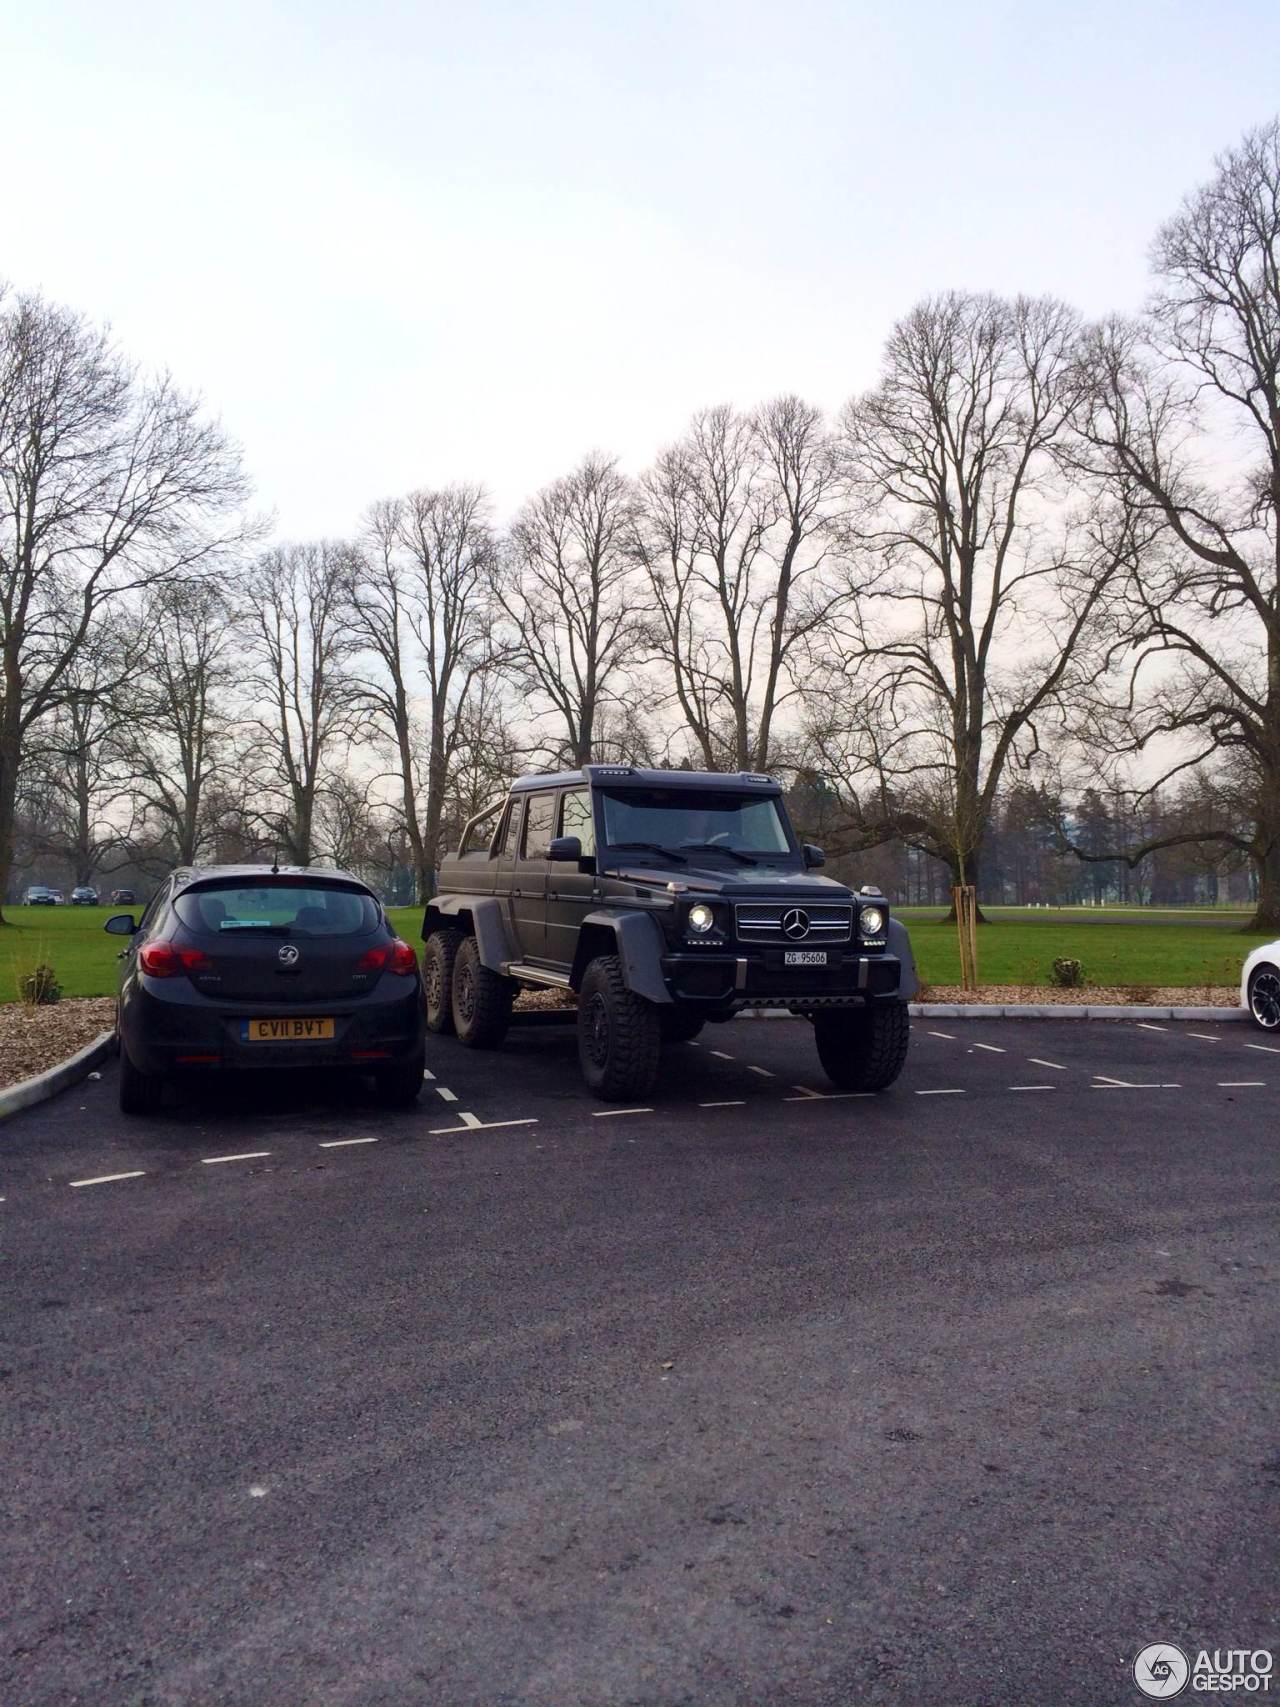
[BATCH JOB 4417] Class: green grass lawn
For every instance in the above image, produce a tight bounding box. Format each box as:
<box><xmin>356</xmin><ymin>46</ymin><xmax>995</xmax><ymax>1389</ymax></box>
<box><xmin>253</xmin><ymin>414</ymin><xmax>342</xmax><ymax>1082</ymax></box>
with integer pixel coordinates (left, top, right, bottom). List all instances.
<box><xmin>0</xmin><ymin>902</ymin><xmax>1268</xmax><ymax>1003</ymax></box>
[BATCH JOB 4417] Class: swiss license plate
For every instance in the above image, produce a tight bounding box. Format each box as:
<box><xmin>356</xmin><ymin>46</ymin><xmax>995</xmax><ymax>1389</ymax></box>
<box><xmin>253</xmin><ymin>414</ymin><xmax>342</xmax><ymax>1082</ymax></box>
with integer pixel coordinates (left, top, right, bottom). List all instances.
<box><xmin>241</xmin><ymin>1017</ymin><xmax>335</xmax><ymax>1042</ymax></box>
<box><xmin>784</xmin><ymin>950</ymin><xmax>827</xmax><ymax>967</ymax></box>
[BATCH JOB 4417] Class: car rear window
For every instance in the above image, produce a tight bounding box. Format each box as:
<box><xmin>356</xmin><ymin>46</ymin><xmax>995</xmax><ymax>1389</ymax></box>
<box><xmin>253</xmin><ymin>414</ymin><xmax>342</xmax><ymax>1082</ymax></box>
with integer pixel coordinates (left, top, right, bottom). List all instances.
<box><xmin>173</xmin><ymin>882</ymin><xmax>381</xmax><ymax>937</ymax></box>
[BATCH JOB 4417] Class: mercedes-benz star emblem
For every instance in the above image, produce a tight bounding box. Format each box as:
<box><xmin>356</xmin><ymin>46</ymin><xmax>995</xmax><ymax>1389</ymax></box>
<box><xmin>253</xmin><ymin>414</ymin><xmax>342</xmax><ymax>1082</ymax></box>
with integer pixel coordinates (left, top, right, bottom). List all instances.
<box><xmin>277</xmin><ymin>943</ymin><xmax>300</xmax><ymax>967</ymax></box>
<box><xmin>781</xmin><ymin>908</ymin><xmax>811</xmax><ymax>940</ymax></box>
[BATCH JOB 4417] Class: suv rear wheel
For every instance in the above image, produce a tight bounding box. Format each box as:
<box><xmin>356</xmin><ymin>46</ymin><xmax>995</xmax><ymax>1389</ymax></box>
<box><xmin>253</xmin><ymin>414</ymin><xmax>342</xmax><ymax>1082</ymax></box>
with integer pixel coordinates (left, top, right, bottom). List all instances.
<box><xmin>423</xmin><ymin>928</ymin><xmax>462</xmax><ymax>1034</ymax></box>
<box><xmin>118</xmin><ymin>1046</ymin><xmax>164</xmax><ymax>1115</ymax></box>
<box><xmin>451</xmin><ymin>936</ymin><xmax>514</xmax><ymax>1048</ymax></box>
<box><xmin>1248</xmin><ymin>963</ymin><xmax>1280</xmax><ymax>1031</ymax></box>
<box><xmin>578</xmin><ymin>955</ymin><xmax>661</xmax><ymax>1099</ymax></box>
<box><xmin>812</xmin><ymin>1004</ymin><xmax>909</xmax><ymax>1091</ymax></box>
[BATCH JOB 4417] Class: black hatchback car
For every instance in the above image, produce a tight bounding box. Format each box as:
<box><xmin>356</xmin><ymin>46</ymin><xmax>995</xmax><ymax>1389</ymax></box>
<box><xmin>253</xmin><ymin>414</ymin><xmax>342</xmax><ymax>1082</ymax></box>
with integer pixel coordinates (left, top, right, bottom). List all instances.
<box><xmin>108</xmin><ymin>865</ymin><xmax>426</xmax><ymax>1114</ymax></box>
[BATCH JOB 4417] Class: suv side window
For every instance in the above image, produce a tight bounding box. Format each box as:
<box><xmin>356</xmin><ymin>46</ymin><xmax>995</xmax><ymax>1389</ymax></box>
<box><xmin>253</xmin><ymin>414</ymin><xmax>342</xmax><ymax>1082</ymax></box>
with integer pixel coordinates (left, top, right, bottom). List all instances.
<box><xmin>521</xmin><ymin>792</ymin><xmax>556</xmax><ymax>860</ymax></box>
<box><xmin>560</xmin><ymin>790</ymin><xmax>596</xmax><ymax>857</ymax></box>
<box><xmin>499</xmin><ymin>798</ymin><xmax>523</xmax><ymax>858</ymax></box>
<box><xmin>460</xmin><ymin>804</ymin><xmax>502</xmax><ymax>857</ymax></box>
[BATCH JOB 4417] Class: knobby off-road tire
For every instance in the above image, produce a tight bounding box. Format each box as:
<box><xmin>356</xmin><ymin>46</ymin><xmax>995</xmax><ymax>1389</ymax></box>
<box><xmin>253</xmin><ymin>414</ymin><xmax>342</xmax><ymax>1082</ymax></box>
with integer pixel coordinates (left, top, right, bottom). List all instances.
<box><xmin>373</xmin><ymin>1049</ymin><xmax>426</xmax><ymax>1108</ymax></box>
<box><xmin>451</xmin><ymin>936</ymin><xmax>514</xmax><ymax>1048</ymax></box>
<box><xmin>659</xmin><ymin>1008</ymin><xmax>705</xmax><ymax>1044</ymax></box>
<box><xmin>1248</xmin><ymin>963</ymin><xmax>1280</xmax><ymax>1031</ymax></box>
<box><xmin>423</xmin><ymin>927</ymin><xmax>462</xmax><ymax>1035</ymax></box>
<box><xmin>813</xmin><ymin>1003</ymin><xmax>910</xmax><ymax>1092</ymax></box>
<box><xmin>578</xmin><ymin>955</ymin><xmax>662</xmax><ymax>1100</ymax></box>
<box><xmin>118</xmin><ymin>1046</ymin><xmax>165</xmax><ymax>1116</ymax></box>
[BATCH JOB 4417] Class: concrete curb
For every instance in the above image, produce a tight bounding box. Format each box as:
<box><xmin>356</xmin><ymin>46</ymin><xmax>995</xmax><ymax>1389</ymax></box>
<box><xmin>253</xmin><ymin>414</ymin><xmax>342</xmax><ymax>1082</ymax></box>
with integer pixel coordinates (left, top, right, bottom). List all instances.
<box><xmin>739</xmin><ymin>1004</ymin><xmax>1246</xmax><ymax>1022</ymax></box>
<box><xmin>0</xmin><ymin>1029</ymin><xmax>116</xmax><ymax>1122</ymax></box>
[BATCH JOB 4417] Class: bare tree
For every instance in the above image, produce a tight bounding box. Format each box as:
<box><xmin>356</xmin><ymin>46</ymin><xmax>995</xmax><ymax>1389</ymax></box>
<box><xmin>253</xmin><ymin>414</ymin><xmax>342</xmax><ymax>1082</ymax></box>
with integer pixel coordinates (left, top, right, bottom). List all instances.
<box><xmin>636</xmin><ymin>399</ymin><xmax>842</xmax><ymax>771</ymax></box>
<box><xmin>347</xmin><ymin>484</ymin><xmax>501</xmax><ymax>898</ymax></box>
<box><xmin>1071</xmin><ymin>119</ymin><xmax>1280</xmax><ymax>931</ymax></box>
<box><xmin>503</xmin><ymin>453</ymin><xmax>644</xmax><ymax>766</ymax></box>
<box><xmin>240</xmin><ymin>541</ymin><xmax>355</xmax><ymax>866</ymax></box>
<box><xmin>814</xmin><ymin>292</ymin><xmax>1131</xmax><ymax>903</ymax></box>
<box><xmin>121</xmin><ymin>578</ymin><xmax>236</xmax><ymax>864</ymax></box>
<box><xmin>0</xmin><ymin>286</ymin><xmax>247</xmax><ymax>918</ymax></box>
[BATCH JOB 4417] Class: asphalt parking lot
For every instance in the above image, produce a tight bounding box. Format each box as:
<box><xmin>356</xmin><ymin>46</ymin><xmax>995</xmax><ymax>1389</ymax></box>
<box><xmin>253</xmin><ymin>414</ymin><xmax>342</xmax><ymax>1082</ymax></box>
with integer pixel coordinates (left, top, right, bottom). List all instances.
<box><xmin>3</xmin><ymin>1015</ymin><xmax>1277</xmax><ymax>1706</ymax></box>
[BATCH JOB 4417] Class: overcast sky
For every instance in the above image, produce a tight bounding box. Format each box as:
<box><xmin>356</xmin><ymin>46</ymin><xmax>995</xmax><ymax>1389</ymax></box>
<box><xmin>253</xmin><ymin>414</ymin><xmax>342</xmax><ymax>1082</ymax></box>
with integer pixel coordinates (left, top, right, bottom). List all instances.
<box><xmin>7</xmin><ymin>0</ymin><xmax>1279</xmax><ymax>535</ymax></box>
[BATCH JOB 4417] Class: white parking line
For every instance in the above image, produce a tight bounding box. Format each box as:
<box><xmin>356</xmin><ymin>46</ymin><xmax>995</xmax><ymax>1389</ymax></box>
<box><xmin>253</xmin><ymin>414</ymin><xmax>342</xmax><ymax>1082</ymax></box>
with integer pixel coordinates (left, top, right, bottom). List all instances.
<box><xmin>709</xmin><ymin>1050</ymin><xmax>735</xmax><ymax>1061</ymax></box>
<box><xmin>69</xmin><ymin>1170</ymin><xmax>146</xmax><ymax>1188</ymax></box>
<box><xmin>1245</xmin><ymin>1043</ymin><xmax>1280</xmax><ymax>1053</ymax></box>
<box><xmin>1028</xmin><ymin>1058</ymin><xmax>1067</xmax><ymax>1071</ymax></box>
<box><xmin>1093</xmin><ymin>1074</ymin><xmax>1132</xmax><ymax>1086</ymax></box>
<box><xmin>422</xmin><ymin>1068</ymin><xmax>435</xmax><ymax>1081</ymax></box>
<box><xmin>1010</xmin><ymin>1085</ymin><xmax>1054</xmax><ymax>1092</ymax></box>
<box><xmin>1188</xmin><ymin>1033</ymin><xmax>1221</xmax><ymax>1042</ymax></box>
<box><xmin>429</xmin><ymin>1116</ymin><xmax>539</xmax><ymax>1134</ymax></box>
<box><xmin>972</xmin><ymin>1042</ymin><xmax>1005</xmax><ymax>1053</ymax></box>
<box><xmin>783</xmin><ymin>1091</ymin><xmax>875</xmax><ymax>1101</ymax></box>
<box><xmin>916</xmin><ymin>1088</ymin><xmax>964</xmax><ymax>1096</ymax></box>
<box><xmin>1218</xmin><ymin>1081</ymin><xmax>1265</xmax><ymax>1087</ymax></box>
<box><xmin>699</xmin><ymin>1099</ymin><xmax>746</xmax><ymax>1107</ymax></box>
<box><xmin>1092</xmin><ymin>1083</ymin><xmax>1181</xmax><ymax>1090</ymax></box>
<box><xmin>201</xmin><ymin>1151</ymin><xmax>271</xmax><ymax>1165</ymax></box>
<box><xmin>319</xmin><ymin>1137</ymin><xmax>378</xmax><ymax>1148</ymax></box>
<box><xmin>1137</xmin><ymin>1023</ymin><xmax>1168</xmax><ymax>1032</ymax></box>
<box><xmin>927</xmin><ymin>1031</ymin><xmax>955</xmax><ymax>1039</ymax></box>
<box><xmin>746</xmin><ymin>1065</ymin><xmax>774</xmax><ymax>1077</ymax></box>
<box><xmin>435</xmin><ymin>1086</ymin><xmax>458</xmax><ymax>1102</ymax></box>
<box><xmin>593</xmin><ymin>1107</ymin><xmax>653</xmax><ymax>1118</ymax></box>
<box><xmin>789</xmin><ymin>1084</ymin><xmax>822</xmax><ymax>1098</ymax></box>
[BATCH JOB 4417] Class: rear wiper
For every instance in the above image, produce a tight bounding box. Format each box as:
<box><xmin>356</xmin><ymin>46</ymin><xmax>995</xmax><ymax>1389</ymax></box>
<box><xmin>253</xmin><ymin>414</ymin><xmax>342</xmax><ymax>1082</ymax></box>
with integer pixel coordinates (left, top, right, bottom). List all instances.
<box><xmin>218</xmin><ymin>923</ymin><xmax>292</xmax><ymax>936</ymax></box>
<box><xmin>677</xmin><ymin>842</ymin><xmax>758</xmax><ymax>866</ymax></box>
<box><xmin>606</xmin><ymin>842</ymin><xmax>687</xmax><ymax>863</ymax></box>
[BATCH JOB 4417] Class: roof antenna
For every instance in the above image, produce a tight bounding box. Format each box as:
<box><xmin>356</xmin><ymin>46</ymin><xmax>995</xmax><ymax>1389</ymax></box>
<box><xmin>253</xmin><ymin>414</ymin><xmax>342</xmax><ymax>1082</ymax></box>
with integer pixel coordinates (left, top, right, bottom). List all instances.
<box><xmin>271</xmin><ymin>846</ymin><xmax>280</xmax><ymax>876</ymax></box>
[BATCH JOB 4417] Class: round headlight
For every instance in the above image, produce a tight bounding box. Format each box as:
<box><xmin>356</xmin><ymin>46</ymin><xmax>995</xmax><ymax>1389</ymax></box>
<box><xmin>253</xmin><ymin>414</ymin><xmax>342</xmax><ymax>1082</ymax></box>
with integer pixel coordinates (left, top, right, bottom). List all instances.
<box><xmin>687</xmin><ymin>902</ymin><xmax>716</xmax><ymax>933</ymax></box>
<box><xmin>860</xmin><ymin>905</ymin><xmax>885</xmax><ymax>937</ymax></box>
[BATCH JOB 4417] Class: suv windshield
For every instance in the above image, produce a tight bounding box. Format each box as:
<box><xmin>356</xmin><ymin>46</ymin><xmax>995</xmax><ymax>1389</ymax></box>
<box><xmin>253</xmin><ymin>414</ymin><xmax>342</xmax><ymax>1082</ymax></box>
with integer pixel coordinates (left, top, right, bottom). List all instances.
<box><xmin>174</xmin><ymin>882</ymin><xmax>381</xmax><ymax>937</ymax></box>
<box><xmin>600</xmin><ymin>789</ymin><xmax>793</xmax><ymax>858</ymax></box>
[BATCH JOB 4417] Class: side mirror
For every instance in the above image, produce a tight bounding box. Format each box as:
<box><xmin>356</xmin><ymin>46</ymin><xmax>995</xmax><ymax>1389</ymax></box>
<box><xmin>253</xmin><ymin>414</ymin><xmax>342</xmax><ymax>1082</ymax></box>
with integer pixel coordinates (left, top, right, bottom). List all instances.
<box><xmin>803</xmin><ymin>844</ymin><xmax>826</xmax><ymax>869</ymax></box>
<box><xmin>547</xmin><ymin>835</ymin><xmax>582</xmax><ymax>863</ymax></box>
<box><xmin>104</xmin><ymin>913</ymin><xmax>137</xmax><ymax>936</ymax></box>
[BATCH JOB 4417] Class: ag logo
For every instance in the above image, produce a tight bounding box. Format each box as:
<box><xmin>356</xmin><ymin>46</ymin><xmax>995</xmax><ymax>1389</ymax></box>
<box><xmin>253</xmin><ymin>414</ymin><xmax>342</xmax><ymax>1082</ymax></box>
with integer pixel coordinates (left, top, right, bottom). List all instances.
<box><xmin>781</xmin><ymin>908</ymin><xmax>811</xmax><ymax>940</ymax></box>
<box><xmin>277</xmin><ymin>944</ymin><xmax>300</xmax><ymax>967</ymax></box>
<box><xmin>1133</xmin><ymin>1644</ymin><xmax>1190</xmax><ymax>1698</ymax></box>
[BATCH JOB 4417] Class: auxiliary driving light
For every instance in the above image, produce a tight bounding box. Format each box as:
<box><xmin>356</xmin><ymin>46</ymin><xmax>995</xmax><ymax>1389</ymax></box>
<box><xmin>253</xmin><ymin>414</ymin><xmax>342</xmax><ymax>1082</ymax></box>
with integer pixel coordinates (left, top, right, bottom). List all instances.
<box><xmin>859</xmin><ymin>905</ymin><xmax>886</xmax><ymax>937</ymax></box>
<box><xmin>687</xmin><ymin>902</ymin><xmax>716</xmax><ymax>933</ymax></box>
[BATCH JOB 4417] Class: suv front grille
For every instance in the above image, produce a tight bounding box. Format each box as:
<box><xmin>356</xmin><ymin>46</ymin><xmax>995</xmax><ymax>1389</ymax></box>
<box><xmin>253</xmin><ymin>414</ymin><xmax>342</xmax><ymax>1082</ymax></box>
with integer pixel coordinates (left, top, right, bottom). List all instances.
<box><xmin>734</xmin><ymin>903</ymin><xmax>853</xmax><ymax>945</ymax></box>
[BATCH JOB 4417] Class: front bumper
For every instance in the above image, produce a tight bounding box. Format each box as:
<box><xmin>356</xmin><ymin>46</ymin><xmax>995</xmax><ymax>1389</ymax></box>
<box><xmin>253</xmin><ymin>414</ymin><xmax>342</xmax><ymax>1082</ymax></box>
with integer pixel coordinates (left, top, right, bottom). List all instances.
<box><xmin>660</xmin><ymin>949</ymin><xmax>904</xmax><ymax>1009</ymax></box>
<box><xmin>119</xmin><ymin>977</ymin><xmax>426</xmax><ymax>1074</ymax></box>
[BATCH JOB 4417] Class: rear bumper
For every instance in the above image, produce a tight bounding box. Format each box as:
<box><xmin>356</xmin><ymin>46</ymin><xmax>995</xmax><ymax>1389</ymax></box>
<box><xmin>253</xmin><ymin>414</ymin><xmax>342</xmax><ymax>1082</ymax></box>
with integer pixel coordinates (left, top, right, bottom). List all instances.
<box><xmin>119</xmin><ymin>977</ymin><xmax>426</xmax><ymax>1074</ymax></box>
<box><xmin>660</xmin><ymin>950</ymin><xmax>904</xmax><ymax>1009</ymax></box>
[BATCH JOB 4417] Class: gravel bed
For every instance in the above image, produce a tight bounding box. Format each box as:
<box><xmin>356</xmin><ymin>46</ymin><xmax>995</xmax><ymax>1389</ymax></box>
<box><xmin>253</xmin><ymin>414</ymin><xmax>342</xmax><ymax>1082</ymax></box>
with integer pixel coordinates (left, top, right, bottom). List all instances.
<box><xmin>918</xmin><ymin>983</ymin><xmax>1239</xmax><ymax>1007</ymax></box>
<box><xmin>0</xmin><ymin>998</ymin><xmax>116</xmax><ymax>1091</ymax></box>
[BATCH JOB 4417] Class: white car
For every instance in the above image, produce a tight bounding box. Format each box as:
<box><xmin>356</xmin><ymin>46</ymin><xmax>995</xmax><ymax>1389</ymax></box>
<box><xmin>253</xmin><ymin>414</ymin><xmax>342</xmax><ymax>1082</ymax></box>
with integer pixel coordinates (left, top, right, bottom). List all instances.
<box><xmin>1241</xmin><ymin>939</ymin><xmax>1280</xmax><ymax>1031</ymax></box>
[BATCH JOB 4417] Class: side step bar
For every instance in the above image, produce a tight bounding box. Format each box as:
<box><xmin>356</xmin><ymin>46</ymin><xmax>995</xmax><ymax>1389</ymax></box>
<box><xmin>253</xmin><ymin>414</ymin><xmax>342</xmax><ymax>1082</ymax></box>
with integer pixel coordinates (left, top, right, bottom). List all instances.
<box><xmin>504</xmin><ymin>962</ymin><xmax>573</xmax><ymax>989</ymax></box>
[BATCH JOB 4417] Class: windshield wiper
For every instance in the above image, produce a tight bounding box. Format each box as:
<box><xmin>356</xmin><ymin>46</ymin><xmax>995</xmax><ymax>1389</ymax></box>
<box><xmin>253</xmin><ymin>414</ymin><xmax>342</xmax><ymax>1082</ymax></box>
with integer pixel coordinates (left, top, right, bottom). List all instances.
<box><xmin>218</xmin><ymin>922</ymin><xmax>293</xmax><ymax>935</ymax></box>
<box><xmin>606</xmin><ymin>842</ymin><xmax>687</xmax><ymax>863</ymax></box>
<box><xmin>677</xmin><ymin>842</ymin><xmax>759</xmax><ymax>866</ymax></box>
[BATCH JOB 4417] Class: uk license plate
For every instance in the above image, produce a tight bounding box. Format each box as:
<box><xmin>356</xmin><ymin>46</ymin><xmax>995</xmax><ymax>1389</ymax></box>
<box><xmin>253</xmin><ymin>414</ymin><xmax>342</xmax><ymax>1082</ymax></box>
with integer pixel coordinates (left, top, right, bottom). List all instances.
<box><xmin>241</xmin><ymin>1017</ymin><xmax>335</xmax><ymax>1042</ymax></box>
<box><xmin>784</xmin><ymin>950</ymin><xmax>827</xmax><ymax>967</ymax></box>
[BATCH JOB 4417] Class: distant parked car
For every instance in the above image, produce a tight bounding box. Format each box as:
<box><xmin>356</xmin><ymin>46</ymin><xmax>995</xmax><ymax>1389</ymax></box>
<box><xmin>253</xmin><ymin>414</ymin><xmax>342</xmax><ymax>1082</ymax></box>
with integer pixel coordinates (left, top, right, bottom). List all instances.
<box><xmin>1242</xmin><ymin>938</ymin><xmax>1280</xmax><ymax>1031</ymax></box>
<box><xmin>23</xmin><ymin>886</ymin><xmax>58</xmax><ymax>906</ymax></box>
<box><xmin>109</xmin><ymin>888</ymin><xmax>137</xmax><ymax>906</ymax></box>
<box><xmin>70</xmin><ymin>886</ymin><xmax>99</xmax><ymax>906</ymax></box>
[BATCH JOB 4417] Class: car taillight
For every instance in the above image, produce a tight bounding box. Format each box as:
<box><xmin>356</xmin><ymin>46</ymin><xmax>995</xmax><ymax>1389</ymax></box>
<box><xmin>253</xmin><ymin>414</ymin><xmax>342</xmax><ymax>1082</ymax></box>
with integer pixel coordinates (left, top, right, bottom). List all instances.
<box><xmin>139</xmin><ymin>941</ymin><xmax>213</xmax><ymax>978</ymax></box>
<box><xmin>356</xmin><ymin>939</ymin><xmax>418</xmax><ymax>977</ymax></box>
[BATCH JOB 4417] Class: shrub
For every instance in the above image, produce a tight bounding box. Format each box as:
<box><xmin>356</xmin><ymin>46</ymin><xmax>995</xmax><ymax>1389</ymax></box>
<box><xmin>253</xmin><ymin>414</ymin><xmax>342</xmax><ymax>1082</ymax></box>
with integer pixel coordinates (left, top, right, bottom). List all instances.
<box><xmin>1049</xmin><ymin>956</ymin><xmax>1084</xmax><ymax>988</ymax></box>
<box><xmin>21</xmin><ymin>963</ymin><xmax>62</xmax><ymax>1005</ymax></box>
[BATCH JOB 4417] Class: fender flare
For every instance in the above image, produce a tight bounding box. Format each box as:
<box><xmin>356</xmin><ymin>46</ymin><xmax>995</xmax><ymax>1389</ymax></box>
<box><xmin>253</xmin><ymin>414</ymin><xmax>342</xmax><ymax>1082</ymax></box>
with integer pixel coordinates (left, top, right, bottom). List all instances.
<box><xmin>886</xmin><ymin>916</ymin><xmax>918</xmax><ymax>1000</ymax></box>
<box><xmin>572</xmin><ymin>909</ymin><xmax>672</xmax><ymax>1004</ymax></box>
<box><xmin>422</xmin><ymin>896</ymin><xmax>517</xmax><ymax>972</ymax></box>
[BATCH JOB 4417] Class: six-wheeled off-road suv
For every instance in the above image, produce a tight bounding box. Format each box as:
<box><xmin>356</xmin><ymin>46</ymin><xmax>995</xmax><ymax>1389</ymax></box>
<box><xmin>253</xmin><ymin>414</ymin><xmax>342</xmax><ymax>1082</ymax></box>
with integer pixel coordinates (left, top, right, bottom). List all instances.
<box><xmin>422</xmin><ymin>766</ymin><xmax>916</xmax><ymax>1100</ymax></box>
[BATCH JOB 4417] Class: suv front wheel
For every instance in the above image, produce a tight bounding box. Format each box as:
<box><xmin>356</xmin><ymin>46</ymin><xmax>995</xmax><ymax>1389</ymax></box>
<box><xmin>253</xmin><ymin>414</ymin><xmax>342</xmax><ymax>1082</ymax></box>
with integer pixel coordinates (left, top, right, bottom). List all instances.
<box><xmin>812</xmin><ymin>1004</ymin><xmax>909</xmax><ymax>1092</ymax></box>
<box><xmin>451</xmin><ymin>936</ymin><xmax>514</xmax><ymax>1048</ymax></box>
<box><xmin>1248</xmin><ymin>963</ymin><xmax>1280</xmax><ymax>1031</ymax></box>
<box><xmin>578</xmin><ymin>955</ymin><xmax>661</xmax><ymax>1100</ymax></box>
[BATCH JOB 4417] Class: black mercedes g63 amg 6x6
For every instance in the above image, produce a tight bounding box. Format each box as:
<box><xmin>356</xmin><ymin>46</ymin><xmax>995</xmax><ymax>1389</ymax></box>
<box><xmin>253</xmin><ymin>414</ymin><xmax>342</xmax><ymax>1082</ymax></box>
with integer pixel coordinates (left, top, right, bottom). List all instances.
<box><xmin>423</xmin><ymin>765</ymin><xmax>916</xmax><ymax>1100</ymax></box>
